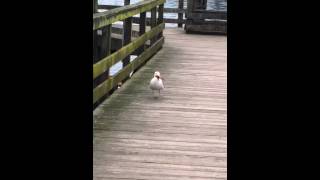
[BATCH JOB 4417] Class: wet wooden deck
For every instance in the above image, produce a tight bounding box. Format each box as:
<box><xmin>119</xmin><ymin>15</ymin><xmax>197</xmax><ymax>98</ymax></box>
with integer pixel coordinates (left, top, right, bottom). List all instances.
<box><xmin>93</xmin><ymin>28</ymin><xmax>227</xmax><ymax>180</ymax></box>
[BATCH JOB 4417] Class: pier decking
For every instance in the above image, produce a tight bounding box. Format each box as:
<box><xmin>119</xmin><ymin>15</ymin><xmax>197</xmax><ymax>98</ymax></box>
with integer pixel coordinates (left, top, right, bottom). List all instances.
<box><xmin>93</xmin><ymin>28</ymin><xmax>227</xmax><ymax>180</ymax></box>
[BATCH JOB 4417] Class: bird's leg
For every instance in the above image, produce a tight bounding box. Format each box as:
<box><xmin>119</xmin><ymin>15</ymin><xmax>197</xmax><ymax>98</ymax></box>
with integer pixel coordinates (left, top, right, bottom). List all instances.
<box><xmin>159</xmin><ymin>89</ymin><xmax>160</xmax><ymax>96</ymax></box>
<box><xmin>152</xmin><ymin>90</ymin><xmax>154</xmax><ymax>96</ymax></box>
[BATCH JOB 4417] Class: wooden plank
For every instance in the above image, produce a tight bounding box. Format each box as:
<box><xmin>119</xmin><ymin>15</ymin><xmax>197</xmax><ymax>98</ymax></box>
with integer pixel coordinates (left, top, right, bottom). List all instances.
<box><xmin>93</xmin><ymin>37</ymin><xmax>164</xmax><ymax>103</ymax></box>
<box><xmin>93</xmin><ymin>23</ymin><xmax>164</xmax><ymax>79</ymax></box>
<box><xmin>132</xmin><ymin>16</ymin><xmax>186</xmax><ymax>25</ymax></box>
<box><xmin>94</xmin><ymin>172</ymin><xmax>226</xmax><ymax>180</ymax></box>
<box><xmin>185</xmin><ymin>20</ymin><xmax>227</xmax><ymax>34</ymax></box>
<box><xmin>93</xmin><ymin>161</ymin><xmax>226</xmax><ymax>173</ymax></box>
<box><xmin>164</xmin><ymin>18</ymin><xmax>185</xmax><ymax>24</ymax></box>
<box><xmin>93</xmin><ymin>78</ymin><xmax>112</xmax><ymax>104</ymax></box>
<box><xmin>94</xmin><ymin>130</ymin><xmax>227</xmax><ymax>144</ymax></box>
<box><xmin>93</xmin><ymin>0</ymin><xmax>165</xmax><ymax>30</ymax></box>
<box><xmin>95</xmin><ymin>144</ymin><xmax>226</xmax><ymax>157</ymax></box>
<box><xmin>112</xmin><ymin>23</ymin><xmax>150</xmax><ymax>38</ymax></box>
<box><xmin>95</xmin><ymin>115</ymin><xmax>226</xmax><ymax>127</ymax></box>
<box><xmin>98</xmin><ymin>5</ymin><xmax>120</xmax><ymax>9</ymax></box>
<box><xmin>94</xmin><ymin>164</ymin><xmax>226</xmax><ymax>179</ymax></box>
<box><xmin>94</xmin><ymin>124</ymin><xmax>226</xmax><ymax>137</ymax></box>
<box><xmin>163</xmin><ymin>8</ymin><xmax>186</xmax><ymax>13</ymax></box>
<box><xmin>98</xmin><ymin>5</ymin><xmax>186</xmax><ymax>13</ymax></box>
<box><xmin>189</xmin><ymin>11</ymin><xmax>227</xmax><ymax>20</ymax></box>
<box><xmin>94</xmin><ymin>138</ymin><xmax>226</xmax><ymax>154</ymax></box>
<box><xmin>94</xmin><ymin>153</ymin><xmax>226</xmax><ymax>168</ymax></box>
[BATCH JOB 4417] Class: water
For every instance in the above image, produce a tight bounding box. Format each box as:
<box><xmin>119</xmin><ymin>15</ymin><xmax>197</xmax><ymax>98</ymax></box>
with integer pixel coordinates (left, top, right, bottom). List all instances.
<box><xmin>98</xmin><ymin>0</ymin><xmax>227</xmax><ymax>11</ymax></box>
<box><xmin>98</xmin><ymin>0</ymin><xmax>227</xmax><ymax>76</ymax></box>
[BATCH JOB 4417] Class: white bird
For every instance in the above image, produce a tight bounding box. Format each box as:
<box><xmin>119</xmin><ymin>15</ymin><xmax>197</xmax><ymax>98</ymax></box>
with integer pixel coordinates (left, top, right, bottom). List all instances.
<box><xmin>149</xmin><ymin>71</ymin><xmax>164</xmax><ymax>96</ymax></box>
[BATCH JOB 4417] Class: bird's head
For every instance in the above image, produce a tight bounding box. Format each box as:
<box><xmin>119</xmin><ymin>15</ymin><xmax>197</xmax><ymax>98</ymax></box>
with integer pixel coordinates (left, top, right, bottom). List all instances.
<box><xmin>154</xmin><ymin>71</ymin><xmax>160</xmax><ymax>79</ymax></box>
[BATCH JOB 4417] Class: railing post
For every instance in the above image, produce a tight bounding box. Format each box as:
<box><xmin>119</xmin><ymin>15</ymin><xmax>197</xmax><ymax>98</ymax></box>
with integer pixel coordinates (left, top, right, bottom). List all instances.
<box><xmin>138</xmin><ymin>12</ymin><xmax>146</xmax><ymax>55</ymax></box>
<box><xmin>93</xmin><ymin>25</ymin><xmax>111</xmax><ymax>89</ymax></box>
<box><xmin>150</xmin><ymin>7</ymin><xmax>157</xmax><ymax>45</ymax></box>
<box><xmin>178</xmin><ymin>0</ymin><xmax>184</xmax><ymax>27</ymax></box>
<box><xmin>93</xmin><ymin>0</ymin><xmax>98</xmax><ymax>65</ymax></box>
<box><xmin>93</xmin><ymin>31</ymin><xmax>98</xmax><ymax>63</ymax></box>
<box><xmin>99</xmin><ymin>25</ymin><xmax>111</xmax><ymax>63</ymax></box>
<box><xmin>193</xmin><ymin>0</ymin><xmax>207</xmax><ymax>23</ymax></box>
<box><xmin>99</xmin><ymin>25</ymin><xmax>111</xmax><ymax>80</ymax></box>
<box><xmin>93</xmin><ymin>0</ymin><xmax>97</xmax><ymax>13</ymax></box>
<box><xmin>158</xmin><ymin>4</ymin><xmax>164</xmax><ymax>39</ymax></box>
<box><xmin>123</xmin><ymin>0</ymin><xmax>132</xmax><ymax>68</ymax></box>
<box><xmin>186</xmin><ymin>0</ymin><xmax>192</xmax><ymax>18</ymax></box>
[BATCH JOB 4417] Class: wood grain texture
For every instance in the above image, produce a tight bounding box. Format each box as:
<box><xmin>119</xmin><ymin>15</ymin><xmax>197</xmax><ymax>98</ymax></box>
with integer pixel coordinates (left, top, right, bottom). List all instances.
<box><xmin>94</xmin><ymin>28</ymin><xmax>227</xmax><ymax>180</ymax></box>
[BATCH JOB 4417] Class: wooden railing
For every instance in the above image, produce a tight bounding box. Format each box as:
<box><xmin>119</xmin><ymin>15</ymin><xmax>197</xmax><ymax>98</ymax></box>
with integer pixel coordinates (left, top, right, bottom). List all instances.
<box><xmin>185</xmin><ymin>0</ymin><xmax>227</xmax><ymax>34</ymax></box>
<box><xmin>93</xmin><ymin>0</ymin><xmax>165</xmax><ymax>106</ymax></box>
<box><xmin>98</xmin><ymin>0</ymin><xmax>185</xmax><ymax>27</ymax></box>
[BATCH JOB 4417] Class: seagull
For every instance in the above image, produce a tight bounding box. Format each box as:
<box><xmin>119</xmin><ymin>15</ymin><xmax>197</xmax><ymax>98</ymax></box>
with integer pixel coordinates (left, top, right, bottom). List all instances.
<box><xmin>149</xmin><ymin>71</ymin><xmax>164</xmax><ymax>96</ymax></box>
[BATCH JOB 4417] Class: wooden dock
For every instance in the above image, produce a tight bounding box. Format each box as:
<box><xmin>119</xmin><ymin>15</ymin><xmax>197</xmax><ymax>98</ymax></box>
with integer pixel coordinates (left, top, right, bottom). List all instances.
<box><xmin>93</xmin><ymin>28</ymin><xmax>227</xmax><ymax>180</ymax></box>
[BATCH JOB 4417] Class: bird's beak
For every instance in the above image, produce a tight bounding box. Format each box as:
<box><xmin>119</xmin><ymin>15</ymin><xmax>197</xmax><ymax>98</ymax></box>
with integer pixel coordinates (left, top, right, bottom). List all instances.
<box><xmin>155</xmin><ymin>75</ymin><xmax>160</xmax><ymax>79</ymax></box>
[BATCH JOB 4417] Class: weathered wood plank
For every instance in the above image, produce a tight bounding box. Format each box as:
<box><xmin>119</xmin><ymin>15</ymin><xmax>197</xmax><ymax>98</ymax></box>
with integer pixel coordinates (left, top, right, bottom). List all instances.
<box><xmin>94</xmin><ymin>124</ymin><xmax>226</xmax><ymax>137</ymax></box>
<box><xmin>93</xmin><ymin>0</ymin><xmax>165</xmax><ymax>30</ymax></box>
<box><xmin>190</xmin><ymin>10</ymin><xmax>227</xmax><ymax>20</ymax></box>
<box><xmin>93</xmin><ymin>161</ymin><xmax>226</xmax><ymax>173</ymax></box>
<box><xmin>94</xmin><ymin>153</ymin><xmax>226</xmax><ymax>167</ymax></box>
<box><xmin>185</xmin><ymin>20</ymin><xmax>227</xmax><ymax>34</ymax></box>
<box><xmin>95</xmin><ymin>145</ymin><xmax>226</xmax><ymax>158</ymax></box>
<box><xmin>98</xmin><ymin>5</ymin><xmax>186</xmax><ymax>14</ymax></box>
<box><xmin>93</xmin><ymin>78</ymin><xmax>112</xmax><ymax>104</ymax></box>
<box><xmin>94</xmin><ymin>130</ymin><xmax>226</xmax><ymax>144</ymax></box>
<box><xmin>97</xmin><ymin>4</ymin><xmax>120</xmax><ymax>9</ymax></box>
<box><xmin>94</xmin><ymin>173</ymin><xmax>226</xmax><ymax>180</ymax></box>
<box><xmin>94</xmin><ymin>165</ymin><xmax>227</xmax><ymax>179</ymax></box>
<box><xmin>94</xmin><ymin>137</ymin><xmax>226</xmax><ymax>151</ymax></box>
<box><xmin>132</xmin><ymin>16</ymin><xmax>186</xmax><ymax>25</ymax></box>
<box><xmin>163</xmin><ymin>7</ymin><xmax>186</xmax><ymax>13</ymax></box>
<box><xmin>94</xmin><ymin>140</ymin><xmax>226</xmax><ymax>154</ymax></box>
